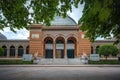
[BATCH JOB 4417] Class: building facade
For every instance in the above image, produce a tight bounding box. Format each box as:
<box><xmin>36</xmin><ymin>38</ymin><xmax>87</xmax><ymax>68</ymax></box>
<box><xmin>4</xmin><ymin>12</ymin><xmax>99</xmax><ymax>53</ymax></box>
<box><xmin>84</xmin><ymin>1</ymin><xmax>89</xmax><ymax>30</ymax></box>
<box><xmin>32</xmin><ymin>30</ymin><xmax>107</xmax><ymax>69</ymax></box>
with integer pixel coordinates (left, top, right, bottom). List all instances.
<box><xmin>0</xmin><ymin>39</ymin><xmax>29</xmax><ymax>57</ymax></box>
<box><xmin>0</xmin><ymin>16</ymin><xmax>120</xmax><ymax>58</ymax></box>
<box><xmin>29</xmin><ymin>16</ymin><xmax>91</xmax><ymax>58</ymax></box>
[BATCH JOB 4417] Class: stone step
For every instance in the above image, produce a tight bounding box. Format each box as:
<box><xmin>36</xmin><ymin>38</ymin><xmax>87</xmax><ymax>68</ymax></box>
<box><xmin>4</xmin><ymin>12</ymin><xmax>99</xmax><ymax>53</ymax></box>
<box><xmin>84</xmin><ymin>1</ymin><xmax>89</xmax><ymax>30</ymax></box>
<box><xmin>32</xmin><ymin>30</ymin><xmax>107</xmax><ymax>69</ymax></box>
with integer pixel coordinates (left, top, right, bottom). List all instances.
<box><xmin>68</xmin><ymin>58</ymin><xmax>83</xmax><ymax>65</ymax></box>
<box><xmin>36</xmin><ymin>58</ymin><xmax>85</xmax><ymax>65</ymax></box>
<box><xmin>39</xmin><ymin>59</ymin><xmax>53</xmax><ymax>65</ymax></box>
<box><xmin>53</xmin><ymin>59</ymin><xmax>68</xmax><ymax>65</ymax></box>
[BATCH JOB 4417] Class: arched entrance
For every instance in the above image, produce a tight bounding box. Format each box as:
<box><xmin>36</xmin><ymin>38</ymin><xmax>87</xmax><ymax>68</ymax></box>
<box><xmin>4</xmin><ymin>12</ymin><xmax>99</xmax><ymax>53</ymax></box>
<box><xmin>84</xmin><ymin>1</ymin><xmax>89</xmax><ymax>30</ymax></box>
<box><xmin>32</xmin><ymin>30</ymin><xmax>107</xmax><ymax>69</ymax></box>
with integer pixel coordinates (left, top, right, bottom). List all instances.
<box><xmin>2</xmin><ymin>46</ymin><xmax>7</xmax><ymax>56</ymax></box>
<box><xmin>67</xmin><ymin>37</ymin><xmax>76</xmax><ymax>58</ymax></box>
<box><xmin>56</xmin><ymin>37</ymin><xmax>64</xmax><ymax>58</ymax></box>
<box><xmin>18</xmin><ymin>46</ymin><xmax>23</xmax><ymax>56</ymax></box>
<box><xmin>10</xmin><ymin>46</ymin><xmax>15</xmax><ymax>57</ymax></box>
<box><xmin>44</xmin><ymin>37</ymin><xmax>53</xmax><ymax>58</ymax></box>
<box><xmin>26</xmin><ymin>46</ymin><xmax>29</xmax><ymax>54</ymax></box>
<box><xmin>96</xmin><ymin>46</ymin><xmax>100</xmax><ymax>54</ymax></box>
<box><xmin>91</xmin><ymin>46</ymin><xmax>93</xmax><ymax>54</ymax></box>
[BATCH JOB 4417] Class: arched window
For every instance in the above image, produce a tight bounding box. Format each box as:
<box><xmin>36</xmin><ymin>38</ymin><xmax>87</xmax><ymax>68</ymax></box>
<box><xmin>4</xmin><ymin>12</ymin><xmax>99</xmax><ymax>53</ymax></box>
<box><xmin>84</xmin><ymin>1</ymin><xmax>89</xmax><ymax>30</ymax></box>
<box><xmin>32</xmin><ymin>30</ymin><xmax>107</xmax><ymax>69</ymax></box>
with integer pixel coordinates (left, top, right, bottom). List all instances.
<box><xmin>96</xmin><ymin>46</ymin><xmax>100</xmax><ymax>54</ymax></box>
<box><xmin>18</xmin><ymin>46</ymin><xmax>23</xmax><ymax>56</ymax></box>
<box><xmin>91</xmin><ymin>46</ymin><xmax>93</xmax><ymax>54</ymax></box>
<box><xmin>44</xmin><ymin>37</ymin><xmax>53</xmax><ymax>58</ymax></box>
<box><xmin>67</xmin><ymin>37</ymin><xmax>76</xmax><ymax>58</ymax></box>
<box><xmin>2</xmin><ymin>46</ymin><xmax>7</xmax><ymax>56</ymax></box>
<box><xmin>10</xmin><ymin>46</ymin><xmax>15</xmax><ymax>57</ymax></box>
<box><xmin>26</xmin><ymin>46</ymin><xmax>29</xmax><ymax>54</ymax></box>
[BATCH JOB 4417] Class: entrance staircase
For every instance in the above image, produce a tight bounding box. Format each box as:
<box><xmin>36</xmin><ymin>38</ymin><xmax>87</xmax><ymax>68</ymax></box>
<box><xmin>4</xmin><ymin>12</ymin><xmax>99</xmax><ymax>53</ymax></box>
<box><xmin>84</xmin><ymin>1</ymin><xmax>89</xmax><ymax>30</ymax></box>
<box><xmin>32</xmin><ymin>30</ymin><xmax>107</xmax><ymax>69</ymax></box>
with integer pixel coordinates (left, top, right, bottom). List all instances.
<box><xmin>36</xmin><ymin>58</ymin><xmax>84</xmax><ymax>65</ymax></box>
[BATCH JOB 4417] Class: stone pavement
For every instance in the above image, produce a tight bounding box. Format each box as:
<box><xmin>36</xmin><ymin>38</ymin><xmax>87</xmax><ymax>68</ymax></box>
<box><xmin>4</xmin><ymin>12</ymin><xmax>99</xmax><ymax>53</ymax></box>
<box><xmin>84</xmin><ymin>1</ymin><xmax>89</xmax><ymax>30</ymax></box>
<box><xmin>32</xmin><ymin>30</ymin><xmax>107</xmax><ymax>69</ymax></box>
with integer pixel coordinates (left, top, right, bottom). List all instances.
<box><xmin>0</xmin><ymin>66</ymin><xmax>120</xmax><ymax>80</ymax></box>
<box><xmin>0</xmin><ymin>64</ymin><xmax>120</xmax><ymax>67</ymax></box>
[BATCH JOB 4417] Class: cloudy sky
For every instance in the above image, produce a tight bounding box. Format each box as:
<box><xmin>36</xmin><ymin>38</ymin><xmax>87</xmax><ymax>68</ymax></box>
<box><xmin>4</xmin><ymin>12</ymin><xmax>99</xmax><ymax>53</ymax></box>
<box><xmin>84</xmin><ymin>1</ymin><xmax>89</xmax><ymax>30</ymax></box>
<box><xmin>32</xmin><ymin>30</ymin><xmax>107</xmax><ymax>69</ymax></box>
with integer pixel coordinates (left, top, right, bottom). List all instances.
<box><xmin>0</xmin><ymin>4</ymin><xmax>84</xmax><ymax>39</ymax></box>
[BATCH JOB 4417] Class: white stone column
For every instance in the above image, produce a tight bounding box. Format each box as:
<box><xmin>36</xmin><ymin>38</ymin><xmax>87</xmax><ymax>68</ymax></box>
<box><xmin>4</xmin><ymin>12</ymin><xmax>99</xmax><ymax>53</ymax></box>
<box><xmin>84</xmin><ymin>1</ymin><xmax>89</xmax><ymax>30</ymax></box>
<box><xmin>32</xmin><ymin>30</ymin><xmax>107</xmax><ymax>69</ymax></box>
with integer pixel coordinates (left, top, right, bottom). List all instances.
<box><xmin>7</xmin><ymin>48</ymin><xmax>9</xmax><ymax>57</ymax></box>
<box><xmin>15</xmin><ymin>49</ymin><xmax>18</xmax><ymax>58</ymax></box>
<box><xmin>93</xmin><ymin>46</ymin><xmax>96</xmax><ymax>54</ymax></box>
<box><xmin>24</xmin><ymin>48</ymin><xmax>26</xmax><ymax>54</ymax></box>
<box><xmin>64</xmin><ymin>41</ymin><xmax>67</xmax><ymax>58</ymax></box>
<box><xmin>53</xmin><ymin>42</ymin><xmax>56</xmax><ymax>59</ymax></box>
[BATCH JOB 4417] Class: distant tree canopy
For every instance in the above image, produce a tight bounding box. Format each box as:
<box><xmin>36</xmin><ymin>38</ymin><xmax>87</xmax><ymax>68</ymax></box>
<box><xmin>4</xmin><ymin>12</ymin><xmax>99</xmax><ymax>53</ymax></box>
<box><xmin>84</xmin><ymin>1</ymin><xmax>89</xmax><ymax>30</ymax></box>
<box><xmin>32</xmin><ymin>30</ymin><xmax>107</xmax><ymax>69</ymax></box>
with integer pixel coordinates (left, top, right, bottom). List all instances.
<box><xmin>79</xmin><ymin>0</ymin><xmax>120</xmax><ymax>44</ymax></box>
<box><xmin>0</xmin><ymin>0</ymin><xmax>120</xmax><ymax>43</ymax></box>
<box><xmin>0</xmin><ymin>0</ymin><xmax>80</xmax><ymax>32</ymax></box>
<box><xmin>98</xmin><ymin>44</ymin><xmax>119</xmax><ymax>60</ymax></box>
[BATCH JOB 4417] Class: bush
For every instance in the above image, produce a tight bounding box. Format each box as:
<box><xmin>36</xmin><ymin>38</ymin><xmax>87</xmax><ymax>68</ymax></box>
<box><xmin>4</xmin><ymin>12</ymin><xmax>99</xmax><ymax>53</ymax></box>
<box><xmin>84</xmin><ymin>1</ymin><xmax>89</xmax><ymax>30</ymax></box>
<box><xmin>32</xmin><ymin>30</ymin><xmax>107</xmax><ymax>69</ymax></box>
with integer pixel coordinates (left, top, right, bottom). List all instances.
<box><xmin>98</xmin><ymin>44</ymin><xmax>119</xmax><ymax>60</ymax></box>
<box><xmin>0</xmin><ymin>60</ymin><xmax>33</xmax><ymax>65</ymax></box>
<box><xmin>0</xmin><ymin>47</ymin><xmax>4</xmax><ymax>56</ymax></box>
<box><xmin>117</xmin><ymin>49</ymin><xmax>120</xmax><ymax>57</ymax></box>
<box><xmin>89</xmin><ymin>60</ymin><xmax>120</xmax><ymax>64</ymax></box>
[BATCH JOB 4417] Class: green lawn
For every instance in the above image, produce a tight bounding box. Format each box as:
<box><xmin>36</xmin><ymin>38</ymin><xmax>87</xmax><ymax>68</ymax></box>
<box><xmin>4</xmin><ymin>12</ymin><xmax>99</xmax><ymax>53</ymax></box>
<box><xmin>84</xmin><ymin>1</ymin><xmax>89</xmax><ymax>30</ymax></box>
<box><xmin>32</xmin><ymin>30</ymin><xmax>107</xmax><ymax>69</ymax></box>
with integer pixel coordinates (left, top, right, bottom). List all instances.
<box><xmin>89</xmin><ymin>60</ymin><xmax>120</xmax><ymax>64</ymax></box>
<box><xmin>0</xmin><ymin>60</ymin><xmax>33</xmax><ymax>65</ymax></box>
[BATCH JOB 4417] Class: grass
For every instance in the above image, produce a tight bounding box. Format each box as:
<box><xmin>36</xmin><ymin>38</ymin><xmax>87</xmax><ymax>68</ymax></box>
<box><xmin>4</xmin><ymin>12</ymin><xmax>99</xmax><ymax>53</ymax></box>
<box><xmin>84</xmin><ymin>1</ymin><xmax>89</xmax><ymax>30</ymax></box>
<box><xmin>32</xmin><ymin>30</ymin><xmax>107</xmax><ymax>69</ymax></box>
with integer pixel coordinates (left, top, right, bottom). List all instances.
<box><xmin>89</xmin><ymin>60</ymin><xmax>120</xmax><ymax>64</ymax></box>
<box><xmin>0</xmin><ymin>60</ymin><xmax>33</xmax><ymax>65</ymax></box>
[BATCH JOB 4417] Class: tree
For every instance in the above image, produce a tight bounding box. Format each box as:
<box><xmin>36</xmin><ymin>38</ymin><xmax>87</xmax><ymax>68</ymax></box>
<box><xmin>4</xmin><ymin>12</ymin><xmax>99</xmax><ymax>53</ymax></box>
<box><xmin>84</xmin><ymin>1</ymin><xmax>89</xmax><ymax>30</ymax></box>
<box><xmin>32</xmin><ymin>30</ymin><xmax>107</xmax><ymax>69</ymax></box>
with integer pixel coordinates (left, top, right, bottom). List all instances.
<box><xmin>0</xmin><ymin>47</ymin><xmax>4</xmax><ymax>56</ymax></box>
<box><xmin>1</xmin><ymin>0</ymin><xmax>120</xmax><ymax>43</ymax></box>
<box><xmin>98</xmin><ymin>44</ymin><xmax>119</xmax><ymax>60</ymax></box>
<box><xmin>79</xmin><ymin>0</ymin><xmax>120</xmax><ymax>44</ymax></box>
<box><xmin>0</xmin><ymin>0</ymin><xmax>80</xmax><ymax>32</ymax></box>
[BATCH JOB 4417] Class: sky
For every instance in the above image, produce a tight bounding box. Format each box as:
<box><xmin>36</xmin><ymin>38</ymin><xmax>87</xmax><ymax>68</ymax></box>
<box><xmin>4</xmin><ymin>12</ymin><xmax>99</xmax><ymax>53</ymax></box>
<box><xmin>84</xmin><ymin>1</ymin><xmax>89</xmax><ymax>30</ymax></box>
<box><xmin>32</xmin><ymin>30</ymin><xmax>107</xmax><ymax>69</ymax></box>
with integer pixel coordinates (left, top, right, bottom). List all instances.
<box><xmin>0</xmin><ymin>4</ymin><xmax>84</xmax><ymax>40</ymax></box>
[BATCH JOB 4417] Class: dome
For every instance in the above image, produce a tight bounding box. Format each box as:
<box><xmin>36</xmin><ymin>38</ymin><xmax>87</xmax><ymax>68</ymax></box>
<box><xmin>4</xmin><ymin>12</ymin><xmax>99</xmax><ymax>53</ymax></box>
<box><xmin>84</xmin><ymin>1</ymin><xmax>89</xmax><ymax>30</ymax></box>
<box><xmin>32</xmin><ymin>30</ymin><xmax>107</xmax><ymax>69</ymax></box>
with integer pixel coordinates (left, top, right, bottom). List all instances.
<box><xmin>50</xmin><ymin>16</ymin><xmax>77</xmax><ymax>26</ymax></box>
<box><xmin>0</xmin><ymin>33</ymin><xmax>7</xmax><ymax>40</ymax></box>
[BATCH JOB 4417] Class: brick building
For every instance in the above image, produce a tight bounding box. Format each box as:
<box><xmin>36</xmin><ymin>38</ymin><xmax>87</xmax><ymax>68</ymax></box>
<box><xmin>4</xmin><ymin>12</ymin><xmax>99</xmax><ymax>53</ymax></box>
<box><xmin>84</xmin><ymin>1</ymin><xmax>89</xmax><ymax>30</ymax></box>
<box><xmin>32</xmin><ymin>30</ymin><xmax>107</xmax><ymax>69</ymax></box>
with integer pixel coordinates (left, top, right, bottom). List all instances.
<box><xmin>0</xmin><ymin>16</ymin><xmax>120</xmax><ymax>59</ymax></box>
<box><xmin>29</xmin><ymin>16</ymin><xmax>91</xmax><ymax>58</ymax></box>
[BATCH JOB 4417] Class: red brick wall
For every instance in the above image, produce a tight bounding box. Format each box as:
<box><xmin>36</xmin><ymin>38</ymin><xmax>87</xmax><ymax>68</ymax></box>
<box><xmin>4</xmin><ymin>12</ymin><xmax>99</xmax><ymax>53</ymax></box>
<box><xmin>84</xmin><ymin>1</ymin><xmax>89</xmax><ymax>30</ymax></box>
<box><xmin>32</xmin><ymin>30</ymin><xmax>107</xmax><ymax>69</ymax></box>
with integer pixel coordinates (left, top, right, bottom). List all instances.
<box><xmin>78</xmin><ymin>31</ymin><xmax>91</xmax><ymax>56</ymax></box>
<box><xmin>29</xmin><ymin>24</ymin><xmax>91</xmax><ymax>58</ymax></box>
<box><xmin>29</xmin><ymin>31</ymin><xmax>43</xmax><ymax>57</ymax></box>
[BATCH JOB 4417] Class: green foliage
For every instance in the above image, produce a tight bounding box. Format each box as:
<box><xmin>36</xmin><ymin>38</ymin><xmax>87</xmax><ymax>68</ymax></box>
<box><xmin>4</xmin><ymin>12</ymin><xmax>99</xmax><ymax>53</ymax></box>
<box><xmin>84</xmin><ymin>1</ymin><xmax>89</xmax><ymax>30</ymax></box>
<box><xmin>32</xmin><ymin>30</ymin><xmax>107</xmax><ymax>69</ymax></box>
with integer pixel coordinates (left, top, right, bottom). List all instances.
<box><xmin>1</xmin><ymin>0</ymin><xmax>120</xmax><ymax>44</ymax></box>
<box><xmin>98</xmin><ymin>44</ymin><xmax>119</xmax><ymax>60</ymax></box>
<box><xmin>118</xmin><ymin>49</ymin><xmax>120</xmax><ymax>54</ymax></box>
<box><xmin>79</xmin><ymin>0</ymin><xmax>120</xmax><ymax>44</ymax></box>
<box><xmin>89</xmin><ymin>60</ymin><xmax>120</xmax><ymax>64</ymax></box>
<box><xmin>0</xmin><ymin>0</ymin><xmax>80</xmax><ymax>32</ymax></box>
<box><xmin>0</xmin><ymin>47</ymin><xmax>4</xmax><ymax>56</ymax></box>
<box><xmin>0</xmin><ymin>0</ymin><xmax>29</xmax><ymax>32</ymax></box>
<box><xmin>0</xmin><ymin>60</ymin><xmax>33</xmax><ymax>65</ymax></box>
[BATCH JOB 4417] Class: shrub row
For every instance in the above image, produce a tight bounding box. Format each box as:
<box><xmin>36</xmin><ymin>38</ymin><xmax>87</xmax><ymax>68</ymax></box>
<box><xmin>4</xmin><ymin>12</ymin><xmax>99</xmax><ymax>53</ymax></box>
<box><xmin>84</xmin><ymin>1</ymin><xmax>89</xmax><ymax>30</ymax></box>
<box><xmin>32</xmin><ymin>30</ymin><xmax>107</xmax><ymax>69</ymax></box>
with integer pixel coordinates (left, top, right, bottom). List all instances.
<box><xmin>0</xmin><ymin>60</ymin><xmax>33</xmax><ymax>65</ymax></box>
<box><xmin>89</xmin><ymin>60</ymin><xmax>120</xmax><ymax>64</ymax></box>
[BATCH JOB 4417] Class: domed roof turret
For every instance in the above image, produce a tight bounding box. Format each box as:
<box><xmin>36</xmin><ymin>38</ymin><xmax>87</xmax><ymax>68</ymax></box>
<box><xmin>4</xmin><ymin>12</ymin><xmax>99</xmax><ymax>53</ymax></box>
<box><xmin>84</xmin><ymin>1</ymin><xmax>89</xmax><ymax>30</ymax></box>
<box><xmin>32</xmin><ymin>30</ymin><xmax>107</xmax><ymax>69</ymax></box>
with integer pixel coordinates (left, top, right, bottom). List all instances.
<box><xmin>50</xmin><ymin>16</ymin><xmax>77</xmax><ymax>26</ymax></box>
<box><xmin>0</xmin><ymin>33</ymin><xmax>7</xmax><ymax>40</ymax></box>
